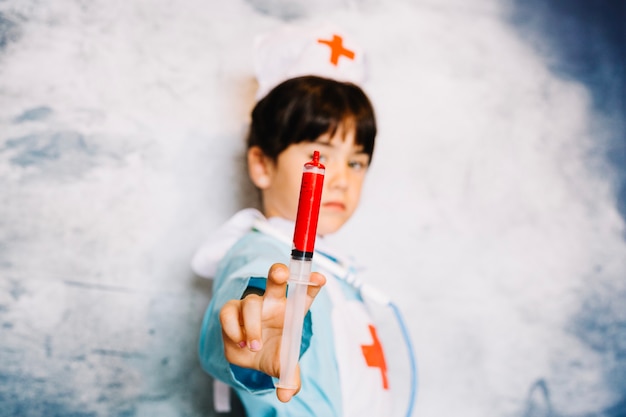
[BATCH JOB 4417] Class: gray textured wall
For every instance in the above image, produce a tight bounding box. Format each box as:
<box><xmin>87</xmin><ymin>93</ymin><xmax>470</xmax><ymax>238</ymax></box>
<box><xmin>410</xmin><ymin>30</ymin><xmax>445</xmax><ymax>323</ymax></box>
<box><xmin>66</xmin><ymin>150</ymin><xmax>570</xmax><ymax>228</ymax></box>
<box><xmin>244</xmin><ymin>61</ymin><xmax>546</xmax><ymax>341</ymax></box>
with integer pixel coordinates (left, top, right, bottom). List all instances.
<box><xmin>0</xmin><ymin>0</ymin><xmax>624</xmax><ymax>416</ymax></box>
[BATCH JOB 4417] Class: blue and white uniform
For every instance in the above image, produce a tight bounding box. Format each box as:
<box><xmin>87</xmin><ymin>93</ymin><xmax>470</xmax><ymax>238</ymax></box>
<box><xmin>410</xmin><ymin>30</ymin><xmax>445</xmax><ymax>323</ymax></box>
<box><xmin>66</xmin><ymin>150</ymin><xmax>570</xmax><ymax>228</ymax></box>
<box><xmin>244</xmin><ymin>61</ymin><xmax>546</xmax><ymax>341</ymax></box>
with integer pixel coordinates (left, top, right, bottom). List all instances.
<box><xmin>192</xmin><ymin>209</ymin><xmax>392</xmax><ymax>417</ymax></box>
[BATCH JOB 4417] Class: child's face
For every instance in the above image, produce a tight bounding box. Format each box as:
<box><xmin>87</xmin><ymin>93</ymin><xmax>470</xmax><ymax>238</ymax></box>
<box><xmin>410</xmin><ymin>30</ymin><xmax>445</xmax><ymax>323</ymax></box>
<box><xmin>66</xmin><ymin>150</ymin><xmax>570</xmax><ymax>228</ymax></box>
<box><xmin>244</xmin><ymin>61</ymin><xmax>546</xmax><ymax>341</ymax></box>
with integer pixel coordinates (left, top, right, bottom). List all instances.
<box><xmin>260</xmin><ymin>126</ymin><xmax>370</xmax><ymax>236</ymax></box>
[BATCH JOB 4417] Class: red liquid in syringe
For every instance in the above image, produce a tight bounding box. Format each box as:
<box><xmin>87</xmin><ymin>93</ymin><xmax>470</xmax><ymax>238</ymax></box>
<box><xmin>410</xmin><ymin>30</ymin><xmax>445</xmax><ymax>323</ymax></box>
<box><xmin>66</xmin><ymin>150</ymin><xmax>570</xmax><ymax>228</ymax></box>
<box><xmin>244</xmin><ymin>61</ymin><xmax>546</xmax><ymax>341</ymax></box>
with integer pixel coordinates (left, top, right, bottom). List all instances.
<box><xmin>291</xmin><ymin>151</ymin><xmax>325</xmax><ymax>260</ymax></box>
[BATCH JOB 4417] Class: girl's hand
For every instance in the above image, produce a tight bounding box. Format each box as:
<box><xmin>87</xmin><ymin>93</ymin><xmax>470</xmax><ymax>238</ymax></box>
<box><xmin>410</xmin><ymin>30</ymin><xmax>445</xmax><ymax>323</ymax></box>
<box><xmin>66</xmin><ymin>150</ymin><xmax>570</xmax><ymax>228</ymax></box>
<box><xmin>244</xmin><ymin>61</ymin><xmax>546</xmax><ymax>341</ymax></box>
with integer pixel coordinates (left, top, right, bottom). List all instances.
<box><xmin>219</xmin><ymin>263</ymin><xmax>326</xmax><ymax>402</ymax></box>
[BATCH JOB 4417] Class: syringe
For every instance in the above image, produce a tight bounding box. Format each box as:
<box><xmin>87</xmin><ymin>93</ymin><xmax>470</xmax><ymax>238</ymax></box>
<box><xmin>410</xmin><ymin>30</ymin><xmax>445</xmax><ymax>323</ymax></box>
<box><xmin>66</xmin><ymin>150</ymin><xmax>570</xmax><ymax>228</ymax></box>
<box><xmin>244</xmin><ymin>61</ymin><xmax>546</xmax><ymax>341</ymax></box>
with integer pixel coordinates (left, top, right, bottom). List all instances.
<box><xmin>277</xmin><ymin>150</ymin><xmax>325</xmax><ymax>390</ymax></box>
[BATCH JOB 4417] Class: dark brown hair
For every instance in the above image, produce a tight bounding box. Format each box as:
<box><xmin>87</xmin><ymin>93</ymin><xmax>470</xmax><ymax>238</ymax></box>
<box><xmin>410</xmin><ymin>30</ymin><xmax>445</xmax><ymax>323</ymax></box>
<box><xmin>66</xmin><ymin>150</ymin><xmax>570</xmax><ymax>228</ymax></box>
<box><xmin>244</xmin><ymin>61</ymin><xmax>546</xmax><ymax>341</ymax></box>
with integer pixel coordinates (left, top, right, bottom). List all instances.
<box><xmin>247</xmin><ymin>75</ymin><xmax>376</xmax><ymax>162</ymax></box>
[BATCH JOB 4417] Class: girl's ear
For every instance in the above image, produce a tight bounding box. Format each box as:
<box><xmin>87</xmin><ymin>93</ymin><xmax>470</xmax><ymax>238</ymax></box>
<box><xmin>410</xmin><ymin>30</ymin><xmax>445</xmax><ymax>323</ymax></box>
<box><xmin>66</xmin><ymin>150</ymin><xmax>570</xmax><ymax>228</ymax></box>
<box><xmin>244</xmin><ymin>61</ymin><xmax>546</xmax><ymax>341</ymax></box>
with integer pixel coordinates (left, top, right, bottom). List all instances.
<box><xmin>247</xmin><ymin>146</ymin><xmax>273</xmax><ymax>189</ymax></box>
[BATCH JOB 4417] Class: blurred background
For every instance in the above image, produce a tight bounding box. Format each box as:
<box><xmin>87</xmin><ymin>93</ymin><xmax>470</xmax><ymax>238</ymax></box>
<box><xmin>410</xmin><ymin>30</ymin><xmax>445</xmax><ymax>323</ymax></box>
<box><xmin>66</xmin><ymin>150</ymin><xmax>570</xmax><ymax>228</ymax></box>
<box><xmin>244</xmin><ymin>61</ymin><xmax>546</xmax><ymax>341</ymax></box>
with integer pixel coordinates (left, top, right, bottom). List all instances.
<box><xmin>0</xmin><ymin>0</ymin><xmax>624</xmax><ymax>416</ymax></box>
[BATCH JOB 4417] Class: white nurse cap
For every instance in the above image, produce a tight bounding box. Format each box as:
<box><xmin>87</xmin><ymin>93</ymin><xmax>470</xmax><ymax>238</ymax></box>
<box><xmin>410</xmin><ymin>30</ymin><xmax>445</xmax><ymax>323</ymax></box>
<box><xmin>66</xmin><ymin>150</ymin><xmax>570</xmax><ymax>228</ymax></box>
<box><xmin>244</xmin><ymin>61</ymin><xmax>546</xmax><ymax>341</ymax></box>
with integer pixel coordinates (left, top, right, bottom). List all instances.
<box><xmin>253</xmin><ymin>23</ymin><xmax>368</xmax><ymax>100</ymax></box>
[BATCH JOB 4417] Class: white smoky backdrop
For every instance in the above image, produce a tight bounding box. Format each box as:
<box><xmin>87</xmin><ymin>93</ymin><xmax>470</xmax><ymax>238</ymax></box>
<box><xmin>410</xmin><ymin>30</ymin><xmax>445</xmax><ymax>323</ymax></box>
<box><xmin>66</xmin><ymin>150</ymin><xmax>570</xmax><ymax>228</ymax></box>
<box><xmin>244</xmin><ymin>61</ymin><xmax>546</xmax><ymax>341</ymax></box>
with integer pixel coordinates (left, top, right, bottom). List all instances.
<box><xmin>0</xmin><ymin>0</ymin><xmax>624</xmax><ymax>416</ymax></box>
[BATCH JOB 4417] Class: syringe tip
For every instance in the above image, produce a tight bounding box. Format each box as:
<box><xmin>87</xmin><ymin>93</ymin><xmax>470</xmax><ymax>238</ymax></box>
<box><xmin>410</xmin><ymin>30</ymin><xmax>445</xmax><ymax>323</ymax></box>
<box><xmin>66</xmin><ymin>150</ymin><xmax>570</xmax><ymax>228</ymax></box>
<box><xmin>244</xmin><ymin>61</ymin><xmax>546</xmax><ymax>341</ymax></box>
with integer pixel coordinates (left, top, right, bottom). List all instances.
<box><xmin>312</xmin><ymin>150</ymin><xmax>320</xmax><ymax>164</ymax></box>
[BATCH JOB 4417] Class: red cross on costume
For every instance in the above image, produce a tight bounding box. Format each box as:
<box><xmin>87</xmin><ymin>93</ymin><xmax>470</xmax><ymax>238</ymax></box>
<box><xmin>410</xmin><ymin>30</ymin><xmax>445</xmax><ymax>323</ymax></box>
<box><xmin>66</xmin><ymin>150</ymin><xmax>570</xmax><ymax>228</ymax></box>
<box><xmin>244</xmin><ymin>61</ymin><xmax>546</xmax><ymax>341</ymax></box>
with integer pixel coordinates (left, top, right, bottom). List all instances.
<box><xmin>317</xmin><ymin>34</ymin><xmax>355</xmax><ymax>66</ymax></box>
<box><xmin>361</xmin><ymin>324</ymin><xmax>389</xmax><ymax>390</ymax></box>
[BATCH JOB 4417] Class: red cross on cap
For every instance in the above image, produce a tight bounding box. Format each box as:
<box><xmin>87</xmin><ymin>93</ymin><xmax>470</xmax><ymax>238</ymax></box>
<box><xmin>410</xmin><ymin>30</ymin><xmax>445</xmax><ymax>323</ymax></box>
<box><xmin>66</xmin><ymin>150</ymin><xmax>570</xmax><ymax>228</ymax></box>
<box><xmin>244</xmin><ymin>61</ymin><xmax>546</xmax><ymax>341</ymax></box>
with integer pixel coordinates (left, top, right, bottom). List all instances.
<box><xmin>317</xmin><ymin>34</ymin><xmax>355</xmax><ymax>66</ymax></box>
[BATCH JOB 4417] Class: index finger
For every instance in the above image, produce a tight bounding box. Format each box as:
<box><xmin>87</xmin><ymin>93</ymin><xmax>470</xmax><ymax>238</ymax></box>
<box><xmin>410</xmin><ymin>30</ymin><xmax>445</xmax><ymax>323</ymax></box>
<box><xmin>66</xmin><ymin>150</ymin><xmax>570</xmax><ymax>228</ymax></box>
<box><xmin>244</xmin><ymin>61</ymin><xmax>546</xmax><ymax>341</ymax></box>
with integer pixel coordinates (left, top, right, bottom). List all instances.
<box><xmin>263</xmin><ymin>263</ymin><xmax>290</xmax><ymax>301</ymax></box>
<box><xmin>264</xmin><ymin>263</ymin><xmax>326</xmax><ymax>302</ymax></box>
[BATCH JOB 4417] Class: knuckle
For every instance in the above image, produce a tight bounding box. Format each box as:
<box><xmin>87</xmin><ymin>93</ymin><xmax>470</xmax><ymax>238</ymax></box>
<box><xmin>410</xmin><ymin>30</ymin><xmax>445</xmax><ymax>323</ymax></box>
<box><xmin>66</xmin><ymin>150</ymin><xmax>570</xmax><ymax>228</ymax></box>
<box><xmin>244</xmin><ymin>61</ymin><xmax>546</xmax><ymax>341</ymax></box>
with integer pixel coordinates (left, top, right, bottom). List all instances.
<box><xmin>244</xmin><ymin>293</ymin><xmax>262</xmax><ymax>303</ymax></box>
<box><xmin>219</xmin><ymin>301</ymin><xmax>238</xmax><ymax>323</ymax></box>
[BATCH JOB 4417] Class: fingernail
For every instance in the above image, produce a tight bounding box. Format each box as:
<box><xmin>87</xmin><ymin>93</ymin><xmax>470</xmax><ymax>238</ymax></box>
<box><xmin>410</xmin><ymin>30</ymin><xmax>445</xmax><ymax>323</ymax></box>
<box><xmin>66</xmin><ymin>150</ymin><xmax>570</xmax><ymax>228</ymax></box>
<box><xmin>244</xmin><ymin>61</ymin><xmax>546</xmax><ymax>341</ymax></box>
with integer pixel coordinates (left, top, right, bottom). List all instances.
<box><xmin>238</xmin><ymin>341</ymin><xmax>247</xmax><ymax>348</ymax></box>
<box><xmin>249</xmin><ymin>340</ymin><xmax>261</xmax><ymax>351</ymax></box>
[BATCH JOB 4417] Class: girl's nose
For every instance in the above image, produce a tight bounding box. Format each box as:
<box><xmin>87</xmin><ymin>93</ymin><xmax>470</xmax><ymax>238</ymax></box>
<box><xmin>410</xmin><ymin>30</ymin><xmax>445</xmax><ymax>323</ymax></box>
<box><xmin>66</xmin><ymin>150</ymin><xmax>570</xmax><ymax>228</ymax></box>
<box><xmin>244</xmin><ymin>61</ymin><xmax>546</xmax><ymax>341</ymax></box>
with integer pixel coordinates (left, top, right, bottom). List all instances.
<box><xmin>326</xmin><ymin>161</ymin><xmax>349</xmax><ymax>190</ymax></box>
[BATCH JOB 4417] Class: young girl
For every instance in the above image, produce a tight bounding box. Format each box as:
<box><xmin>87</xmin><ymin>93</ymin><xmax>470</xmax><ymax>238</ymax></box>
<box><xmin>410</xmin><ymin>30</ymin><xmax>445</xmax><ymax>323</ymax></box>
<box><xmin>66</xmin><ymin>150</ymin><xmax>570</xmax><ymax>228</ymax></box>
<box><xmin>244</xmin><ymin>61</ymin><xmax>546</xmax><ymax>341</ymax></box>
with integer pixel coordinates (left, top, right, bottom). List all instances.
<box><xmin>191</xmin><ymin>26</ymin><xmax>416</xmax><ymax>417</ymax></box>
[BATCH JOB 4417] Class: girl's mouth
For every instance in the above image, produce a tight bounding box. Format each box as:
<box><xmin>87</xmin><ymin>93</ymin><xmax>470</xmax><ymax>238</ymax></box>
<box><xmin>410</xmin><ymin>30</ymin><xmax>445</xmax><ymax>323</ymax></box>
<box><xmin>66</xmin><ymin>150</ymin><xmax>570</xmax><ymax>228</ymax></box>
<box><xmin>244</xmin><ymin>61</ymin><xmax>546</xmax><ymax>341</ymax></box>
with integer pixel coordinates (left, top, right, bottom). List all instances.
<box><xmin>322</xmin><ymin>201</ymin><xmax>346</xmax><ymax>211</ymax></box>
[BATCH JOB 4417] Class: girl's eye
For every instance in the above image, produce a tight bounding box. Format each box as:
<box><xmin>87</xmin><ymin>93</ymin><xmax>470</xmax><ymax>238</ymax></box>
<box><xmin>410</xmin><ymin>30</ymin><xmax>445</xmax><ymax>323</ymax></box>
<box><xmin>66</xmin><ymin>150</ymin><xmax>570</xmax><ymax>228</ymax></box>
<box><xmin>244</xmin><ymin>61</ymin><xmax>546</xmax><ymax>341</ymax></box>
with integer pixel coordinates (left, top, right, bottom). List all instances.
<box><xmin>312</xmin><ymin>153</ymin><xmax>327</xmax><ymax>163</ymax></box>
<box><xmin>348</xmin><ymin>160</ymin><xmax>368</xmax><ymax>171</ymax></box>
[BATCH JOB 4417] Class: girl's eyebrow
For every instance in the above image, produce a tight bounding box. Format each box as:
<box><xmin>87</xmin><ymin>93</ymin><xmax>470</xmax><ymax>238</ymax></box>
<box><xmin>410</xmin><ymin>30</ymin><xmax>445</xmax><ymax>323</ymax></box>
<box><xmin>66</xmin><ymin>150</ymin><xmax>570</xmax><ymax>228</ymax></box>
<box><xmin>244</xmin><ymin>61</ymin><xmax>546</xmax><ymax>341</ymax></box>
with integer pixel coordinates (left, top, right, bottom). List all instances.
<box><xmin>312</xmin><ymin>138</ymin><xmax>332</xmax><ymax>146</ymax></box>
<box><xmin>311</xmin><ymin>140</ymin><xmax>366</xmax><ymax>152</ymax></box>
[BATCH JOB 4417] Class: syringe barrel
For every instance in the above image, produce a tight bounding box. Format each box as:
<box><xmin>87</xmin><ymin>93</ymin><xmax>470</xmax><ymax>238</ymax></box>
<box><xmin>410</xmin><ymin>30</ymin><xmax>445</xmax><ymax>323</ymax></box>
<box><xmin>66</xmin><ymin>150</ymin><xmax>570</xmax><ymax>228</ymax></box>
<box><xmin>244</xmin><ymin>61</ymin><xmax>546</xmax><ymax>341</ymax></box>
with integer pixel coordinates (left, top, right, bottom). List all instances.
<box><xmin>277</xmin><ymin>151</ymin><xmax>325</xmax><ymax>390</ymax></box>
<box><xmin>277</xmin><ymin>258</ymin><xmax>312</xmax><ymax>389</ymax></box>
